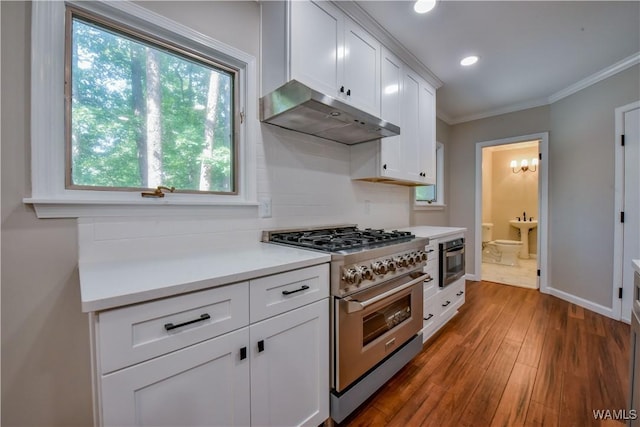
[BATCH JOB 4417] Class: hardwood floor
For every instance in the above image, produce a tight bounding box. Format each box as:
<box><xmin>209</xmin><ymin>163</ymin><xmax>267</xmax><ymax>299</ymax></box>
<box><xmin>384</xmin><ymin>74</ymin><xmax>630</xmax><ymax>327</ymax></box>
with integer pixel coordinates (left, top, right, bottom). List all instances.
<box><xmin>341</xmin><ymin>280</ymin><xmax>631</xmax><ymax>427</ymax></box>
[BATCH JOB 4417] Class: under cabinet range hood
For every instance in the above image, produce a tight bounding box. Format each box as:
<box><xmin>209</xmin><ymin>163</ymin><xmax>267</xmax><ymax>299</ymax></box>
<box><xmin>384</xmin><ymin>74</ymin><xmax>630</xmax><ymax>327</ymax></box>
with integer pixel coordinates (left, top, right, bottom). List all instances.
<box><xmin>260</xmin><ymin>80</ymin><xmax>400</xmax><ymax>145</ymax></box>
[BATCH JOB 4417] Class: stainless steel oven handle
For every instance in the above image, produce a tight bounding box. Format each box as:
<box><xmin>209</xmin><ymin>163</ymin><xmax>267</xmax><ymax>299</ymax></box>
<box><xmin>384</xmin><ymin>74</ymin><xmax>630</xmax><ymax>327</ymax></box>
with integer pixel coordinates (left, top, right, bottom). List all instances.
<box><xmin>445</xmin><ymin>247</ymin><xmax>464</xmax><ymax>257</ymax></box>
<box><xmin>344</xmin><ymin>273</ymin><xmax>428</xmax><ymax>313</ymax></box>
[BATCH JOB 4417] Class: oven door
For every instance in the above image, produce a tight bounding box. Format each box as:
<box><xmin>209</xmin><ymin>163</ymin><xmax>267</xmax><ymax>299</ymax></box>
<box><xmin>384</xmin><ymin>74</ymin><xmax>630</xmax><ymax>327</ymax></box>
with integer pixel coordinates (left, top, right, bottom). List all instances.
<box><xmin>334</xmin><ymin>271</ymin><xmax>426</xmax><ymax>392</ymax></box>
<box><xmin>440</xmin><ymin>244</ymin><xmax>465</xmax><ymax>287</ymax></box>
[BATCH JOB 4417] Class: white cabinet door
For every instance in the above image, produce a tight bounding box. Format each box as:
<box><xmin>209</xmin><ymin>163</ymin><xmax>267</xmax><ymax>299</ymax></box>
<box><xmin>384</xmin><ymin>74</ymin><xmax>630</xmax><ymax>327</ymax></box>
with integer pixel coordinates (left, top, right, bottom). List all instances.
<box><xmin>380</xmin><ymin>48</ymin><xmax>403</xmax><ymax>179</ymax></box>
<box><xmin>290</xmin><ymin>0</ymin><xmax>342</xmax><ymax>98</ymax></box>
<box><xmin>419</xmin><ymin>81</ymin><xmax>437</xmax><ymax>184</ymax></box>
<box><xmin>101</xmin><ymin>327</ymin><xmax>250</xmax><ymax>427</ymax></box>
<box><xmin>402</xmin><ymin>68</ymin><xmax>423</xmax><ymax>183</ymax></box>
<box><xmin>250</xmin><ymin>299</ymin><xmax>329</xmax><ymax>427</ymax></box>
<box><xmin>343</xmin><ymin>18</ymin><xmax>380</xmax><ymax>116</ymax></box>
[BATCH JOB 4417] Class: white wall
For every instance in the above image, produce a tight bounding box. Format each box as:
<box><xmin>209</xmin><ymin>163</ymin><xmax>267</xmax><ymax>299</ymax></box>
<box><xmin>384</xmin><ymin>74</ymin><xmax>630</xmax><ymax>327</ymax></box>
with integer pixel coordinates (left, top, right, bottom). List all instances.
<box><xmin>1</xmin><ymin>2</ymin><xmax>411</xmax><ymax>425</ymax></box>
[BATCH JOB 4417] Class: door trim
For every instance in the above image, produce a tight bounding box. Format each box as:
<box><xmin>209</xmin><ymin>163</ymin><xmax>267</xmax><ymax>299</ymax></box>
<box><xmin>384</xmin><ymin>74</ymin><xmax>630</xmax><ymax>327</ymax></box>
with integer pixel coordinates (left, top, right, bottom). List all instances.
<box><xmin>473</xmin><ymin>132</ymin><xmax>549</xmax><ymax>294</ymax></box>
<box><xmin>614</xmin><ymin>100</ymin><xmax>640</xmax><ymax>322</ymax></box>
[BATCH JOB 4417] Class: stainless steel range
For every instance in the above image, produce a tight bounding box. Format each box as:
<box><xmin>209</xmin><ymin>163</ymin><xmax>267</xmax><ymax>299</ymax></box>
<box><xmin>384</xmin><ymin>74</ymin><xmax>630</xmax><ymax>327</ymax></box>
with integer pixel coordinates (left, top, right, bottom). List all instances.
<box><xmin>263</xmin><ymin>225</ymin><xmax>429</xmax><ymax>423</ymax></box>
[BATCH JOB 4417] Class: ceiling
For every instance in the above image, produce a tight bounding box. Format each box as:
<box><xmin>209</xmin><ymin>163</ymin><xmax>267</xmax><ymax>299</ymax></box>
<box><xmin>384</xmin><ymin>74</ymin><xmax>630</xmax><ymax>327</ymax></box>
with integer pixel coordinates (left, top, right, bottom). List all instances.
<box><xmin>355</xmin><ymin>1</ymin><xmax>640</xmax><ymax>124</ymax></box>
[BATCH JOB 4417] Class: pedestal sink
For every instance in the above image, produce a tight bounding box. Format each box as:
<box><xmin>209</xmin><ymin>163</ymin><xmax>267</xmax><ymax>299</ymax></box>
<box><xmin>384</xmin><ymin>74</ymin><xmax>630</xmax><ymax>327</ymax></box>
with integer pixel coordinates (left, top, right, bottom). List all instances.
<box><xmin>509</xmin><ymin>220</ymin><xmax>538</xmax><ymax>259</ymax></box>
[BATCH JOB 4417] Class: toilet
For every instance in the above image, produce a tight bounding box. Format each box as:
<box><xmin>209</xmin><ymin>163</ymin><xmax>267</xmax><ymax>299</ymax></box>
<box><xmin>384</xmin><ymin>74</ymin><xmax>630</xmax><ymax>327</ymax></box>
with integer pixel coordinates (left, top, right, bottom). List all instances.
<box><xmin>482</xmin><ymin>223</ymin><xmax>523</xmax><ymax>266</ymax></box>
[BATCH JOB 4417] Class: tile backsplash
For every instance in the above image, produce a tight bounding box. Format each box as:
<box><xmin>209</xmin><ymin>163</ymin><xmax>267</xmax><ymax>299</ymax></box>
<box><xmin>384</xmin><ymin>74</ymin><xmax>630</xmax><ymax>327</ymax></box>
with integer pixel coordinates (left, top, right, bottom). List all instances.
<box><xmin>79</xmin><ymin>125</ymin><xmax>411</xmax><ymax>263</ymax></box>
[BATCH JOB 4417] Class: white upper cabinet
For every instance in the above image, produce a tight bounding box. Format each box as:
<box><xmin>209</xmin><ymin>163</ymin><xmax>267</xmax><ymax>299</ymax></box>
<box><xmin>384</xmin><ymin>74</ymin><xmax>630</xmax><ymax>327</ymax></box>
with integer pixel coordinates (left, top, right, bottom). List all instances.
<box><xmin>341</xmin><ymin>18</ymin><xmax>381</xmax><ymax>115</ymax></box>
<box><xmin>351</xmin><ymin>54</ymin><xmax>437</xmax><ymax>186</ymax></box>
<box><xmin>289</xmin><ymin>0</ymin><xmax>342</xmax><ymax>99</ymax></box>
<box><xmin>264</xmin><ymin>0</ymin><xmax>381</xmax><ymax>117</ymax></box>
<box><xmin>379</xmin><ymin>48</ymin><xmax>403</xmax><ymax>180</ymax></box>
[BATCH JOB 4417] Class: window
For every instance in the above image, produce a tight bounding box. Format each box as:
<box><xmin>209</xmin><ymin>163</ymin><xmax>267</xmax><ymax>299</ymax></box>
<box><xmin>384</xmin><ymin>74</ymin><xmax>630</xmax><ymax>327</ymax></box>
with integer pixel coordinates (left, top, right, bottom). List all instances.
<box><xmin>415</xmin><ymin>142</ymin><xmax>444</xmax><ymax>208</ymax></box>
<box><xmin>68</xmin><ymin>9</ymin><xmax>237</xmax><ymax>194</ymax></box>
<box><xmin>27</xmin><ymin>1</ymin><xmax>257</xmax><ymax>217</ymax></box>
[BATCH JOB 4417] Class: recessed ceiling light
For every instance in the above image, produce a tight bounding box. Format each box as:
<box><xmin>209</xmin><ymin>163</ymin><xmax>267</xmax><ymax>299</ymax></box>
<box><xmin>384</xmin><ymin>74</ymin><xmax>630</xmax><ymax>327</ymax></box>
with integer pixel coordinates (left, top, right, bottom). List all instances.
<box><xmin>414</xmin><ymin>0</ymin><xmax>436</xmax><ymax>14</ymax></box>
<box><xmin>460</xmin><ymin>55</ymin><xmax>479</xmax><ymax>66</ymax></box>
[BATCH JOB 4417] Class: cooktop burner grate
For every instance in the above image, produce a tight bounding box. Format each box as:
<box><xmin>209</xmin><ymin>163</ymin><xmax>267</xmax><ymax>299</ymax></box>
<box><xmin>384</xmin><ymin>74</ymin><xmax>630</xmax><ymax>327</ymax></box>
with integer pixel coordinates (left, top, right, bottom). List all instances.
<box><xmin>269</xmin><ymin>226</ymin><xmax>415</xmax><ymax>252</ymax></box>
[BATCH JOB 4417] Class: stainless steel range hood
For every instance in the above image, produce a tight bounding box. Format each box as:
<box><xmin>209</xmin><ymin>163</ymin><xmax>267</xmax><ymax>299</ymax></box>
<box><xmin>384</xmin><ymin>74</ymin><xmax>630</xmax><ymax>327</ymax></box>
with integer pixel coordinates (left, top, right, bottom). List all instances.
<box><xmin>260</xmin><ymin>80</ymin><xmax>400</xmax><ymax>145</ymax></box>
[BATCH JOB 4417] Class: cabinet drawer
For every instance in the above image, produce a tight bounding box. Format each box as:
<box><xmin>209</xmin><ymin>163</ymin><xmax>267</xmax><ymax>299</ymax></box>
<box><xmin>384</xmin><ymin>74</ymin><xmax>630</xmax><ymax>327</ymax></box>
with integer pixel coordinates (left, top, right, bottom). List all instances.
<box><xmin>422</xmin><ymin>273</ymin><xmax>437</xmax><ymax>299</ymax></box>
<box><xmin>422</xmin><ymin>297</ymin><xmax>438</xmax><ymax>341</ymax></box>
<box><xmin>98</xmin><ymin>282</ymin><xmax>249</xmax><ymax>374</ymax></box>
<box><xmin>425</xmin><ymin>244</ymin><xmax>438</xmax><ymax>262</ymax></box>
<box><xmin>250</xmin><ymin>264</ymin><xmax>329</xmax><ymax>323</ymax></box>
<box><xmin>438</xmin><ymin>279</ymin><xmax>465</xmax><ymax>322</ymax></box>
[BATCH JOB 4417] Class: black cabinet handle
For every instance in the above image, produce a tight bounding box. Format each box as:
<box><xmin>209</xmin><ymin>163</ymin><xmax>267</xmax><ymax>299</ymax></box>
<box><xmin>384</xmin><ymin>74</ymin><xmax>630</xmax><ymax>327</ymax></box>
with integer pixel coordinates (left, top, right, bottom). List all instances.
<box><xmin>426</xmin><ymin>249</ymin><xmax>435</xmax><ymax>253</ymax></box>
<box><xmin>282</xmin><ymin>285</ymin><xmax>309</xmax><ymax>296</ymax></box>
<box><xmin>424</xmin><ymin>313</ymin><xmax>433</xmax><ymax>321</ymax></box>
<box><xmin>258</xmin><ymin>340</ymin><xmax>265</xmax><ymax>353</ymax></box>
<box><xmin>442</xmin><ymin>300</ymin><xmax>451</xmax><ymax>307</ymax></box>
<box><xmin>340</xmin><ymin>86</ymin><xmax>345</xmax><ymax>93</ymax></box>
<box><xmin>240</xmin><ymin>347</ymin><xmax>247</xmax><ymax>360</ymax></box>
<box><xmin>164</xmin><ymin>313</ymin><xmax>210</xmax><ymax>331</ymax></box>
<box><xmin>383</xmin><ymin>164</ymin><xmax>387</xmax><ymax>170</ymax></box>
<box><xmin>424</xmin><ymin>277</ymin><xmax>434</xmax><ymax>283</ymax></box>
<box><xmin>346</xmin><ymin>89</ymin><xmax>351</xmax><ymax>96</ymax></box>
<box><xmin>456</xmin><ymin>291</ymin><xmax>464</xmax><ymax>296</ymax></box>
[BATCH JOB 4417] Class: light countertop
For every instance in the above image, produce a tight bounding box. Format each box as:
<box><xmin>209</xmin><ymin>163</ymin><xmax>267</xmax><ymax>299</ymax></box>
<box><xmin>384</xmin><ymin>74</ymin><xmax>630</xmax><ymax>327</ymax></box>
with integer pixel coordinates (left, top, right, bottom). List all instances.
<box><xmin>634</xmin><ymin>260</ymin><xmax>640</xmax><ymax>275</ymax></box>
<box><xmin>79</xmin><ymin>243</ymin><xmax>330</xmax><ymax>312</ymax></box>
<box><xmin>400</xmin><ymin>226</ymin><xmax>466</xmax><ymax>240</ymax></box>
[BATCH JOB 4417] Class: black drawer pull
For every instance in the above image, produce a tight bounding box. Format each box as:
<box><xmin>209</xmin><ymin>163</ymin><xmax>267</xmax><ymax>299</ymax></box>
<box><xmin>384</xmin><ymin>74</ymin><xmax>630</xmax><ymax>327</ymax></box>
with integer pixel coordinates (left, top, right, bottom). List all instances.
<box><xmin>427</xmin><ymin>249</ymin><xmax>435</xmax><ymax>253</ymax></box>
<box><xmin>240</xmin><ymin>347</ymin><xmax>247</xmax><ymax>361</ymax></box>
<box><xmin>164</xmin><ymin>313</ymin><xmax>210</xmax><ymax>331</ymax></box>
<box><xmin>456</xmin><ymin>291</ymin><xmax>464</xmax><ymax>296</ymax></box>
<box><xmin>282</xmin><ymin>285</ymin><xmax>309</xmax><ymax>296</ymax></box>
<box><xmin>424</xmin><ymin>313</ymin><xmax>434</xmax><ymax>321</ymax></box>
<box><xmin>442</xmin><ymin>300</ymin><xmax>451</xmax><ymax>307</ymax></box>
<box><xmin>424</xmin><ymin>277</ymin><xmax>434</xmax><ymax>283</ymax></box>
<box><xmin>258</xmin><ymin>340</ymin><xmax>265</xmax><ymax>353</ymax></box>
<box><xmin>346</xmin><ymin>89</ymin><xmax>351</xmax><ymax>96</ymax></box>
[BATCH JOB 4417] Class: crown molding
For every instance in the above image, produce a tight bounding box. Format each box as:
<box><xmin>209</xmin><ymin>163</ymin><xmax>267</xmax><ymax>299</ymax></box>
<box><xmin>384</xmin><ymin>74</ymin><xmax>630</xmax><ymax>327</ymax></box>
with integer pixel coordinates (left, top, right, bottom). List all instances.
<box><xmin>547</xmin><ymin>51</ymin><xmax>640</xmax><ymax>104</ymax></box>
<box><xmin>441</xmin><ymin>51</ymin><xmax>640</xmax><ymax>125</ymax></box>
<box><xmin>333</xmin><ymin>1</ymin><xmax>443</xmax><ymax>89</ymax></box>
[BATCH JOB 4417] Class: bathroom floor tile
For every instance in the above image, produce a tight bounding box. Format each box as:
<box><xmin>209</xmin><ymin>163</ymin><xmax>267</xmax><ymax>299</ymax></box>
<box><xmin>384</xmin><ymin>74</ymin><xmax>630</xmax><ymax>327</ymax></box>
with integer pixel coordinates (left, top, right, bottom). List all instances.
<box><xmin>481</xmin><ymin>258</ymin><xmax>538</xmax><ymax>288</ymax></box>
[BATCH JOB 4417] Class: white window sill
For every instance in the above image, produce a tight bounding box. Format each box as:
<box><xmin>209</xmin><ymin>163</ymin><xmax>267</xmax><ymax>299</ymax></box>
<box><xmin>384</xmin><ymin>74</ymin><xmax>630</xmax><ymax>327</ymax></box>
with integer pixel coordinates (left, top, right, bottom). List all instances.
<box><xmin>24</xmin><ymin>197</ymin><xmax>259</xmax><ymax>219</ymax></box>
<box><xmin>413</xmin><ymin>203</ymin><xmax>446</xmax><ymax>211</ymax></box>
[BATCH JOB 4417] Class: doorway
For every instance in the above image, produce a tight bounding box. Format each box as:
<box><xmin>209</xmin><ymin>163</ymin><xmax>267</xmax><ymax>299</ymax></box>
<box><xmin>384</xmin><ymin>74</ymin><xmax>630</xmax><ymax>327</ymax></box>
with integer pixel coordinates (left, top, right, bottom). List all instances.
<box><xmin>474</xmin><ymin>133</ymin><xmax>549</xmax><ymax>293</ymax></box>
<box><xmin>614</xmin><ymin>101</ymin><xmax>640</xmax><ymax>322</ymax></box>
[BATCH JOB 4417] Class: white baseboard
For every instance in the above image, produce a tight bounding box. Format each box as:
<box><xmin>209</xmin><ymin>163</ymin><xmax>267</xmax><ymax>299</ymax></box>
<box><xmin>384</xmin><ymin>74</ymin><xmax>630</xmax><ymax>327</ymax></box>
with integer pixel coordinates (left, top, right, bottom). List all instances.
<box><xmin>465</xmin><ymin>274</ymin><xmax>480</xmax><ymax>282</ymax></box>
<box><xmin>546</xmin><ymin>286</ymin><xmax>617</xmax><ymax>320</ymax></box>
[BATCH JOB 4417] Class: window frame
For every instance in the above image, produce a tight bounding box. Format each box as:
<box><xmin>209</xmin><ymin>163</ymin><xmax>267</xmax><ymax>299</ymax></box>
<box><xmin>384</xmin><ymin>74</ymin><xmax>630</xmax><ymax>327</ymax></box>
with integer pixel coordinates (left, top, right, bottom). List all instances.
<box><xmin>414</xmin><ymin>142</ymin><xmax>445</xmax><ymax>210</ymax></box>
<box><xmin>25</xmin><ymin>0</ymin><xmax>257</xmax><ymax>218</ymax></box>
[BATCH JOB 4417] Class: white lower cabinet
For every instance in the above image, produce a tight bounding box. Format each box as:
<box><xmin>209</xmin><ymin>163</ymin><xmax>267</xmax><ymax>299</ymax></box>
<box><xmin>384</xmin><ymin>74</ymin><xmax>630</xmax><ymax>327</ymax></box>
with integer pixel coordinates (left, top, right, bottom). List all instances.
<box><xmin>93</xmin><ymin>264</ymin><xmax>330</xmax><ymax>427</ymax></box>
<box><xmin>250</xmin><ymin>299</ymin><xmax>329</xmax><ymax>427</ymax></box>
<box><xmin>421</xmin><ymin>278</ymin><xmax>465</xmax><ymax>343</ymax></box>
<box><xmin>101</xmin><ymin>327</ymin><xmax>251</xmax><ymax>427</ymax></box>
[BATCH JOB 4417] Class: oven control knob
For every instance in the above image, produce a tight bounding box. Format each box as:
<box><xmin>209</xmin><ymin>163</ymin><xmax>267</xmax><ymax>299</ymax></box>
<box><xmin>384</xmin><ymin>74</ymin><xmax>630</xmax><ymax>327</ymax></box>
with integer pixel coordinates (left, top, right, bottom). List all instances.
<box><xmin>418</xmin><ymin>251</ymin><xmax>428</xmax><ymax>261</ymax></box>
<box><xmin>394</xmin><ymin>256</ymin><xmax>408</xmax><ymax>268</ymax></box>
<box><xmin>343</xmin><ymin>267</ymin><xmax>363</xmax><ymax>285</ymax></box>
<box><xmin>371</xmin><ymin>261</ymin><xmax>387</xmax><ymax>275</ymax></box>
<box><xmin>385</xmin><ymin>259</ymin><xmax>397</xmax><ymax>272</ymax></box>
<box><xmin>359</xmin><ymin>266</ymin><xmax>374</xmax><ymax>281</ymax></box>
<box><xmin>406</xmin><ymin>254</ymin><xmax>416</xmax><ymax>266</ymax></box>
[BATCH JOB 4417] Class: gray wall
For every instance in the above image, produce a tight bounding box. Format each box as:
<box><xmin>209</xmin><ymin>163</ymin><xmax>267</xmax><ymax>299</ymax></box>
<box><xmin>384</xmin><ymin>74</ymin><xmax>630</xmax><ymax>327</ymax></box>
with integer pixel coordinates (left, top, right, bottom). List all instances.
<box><xmin>446</xmin><ymin>65</ymin><xmax>640</xmax><ymax>309</ymax></box>
<box><xmin>549</xmin><ymin>65</ymin><xmax>640</xmax><ymax>307</ymax></box>
<box><xmin>447</xmin><ymin>105</ymin><xmax>551</xmax><ymax>272</ymax></box>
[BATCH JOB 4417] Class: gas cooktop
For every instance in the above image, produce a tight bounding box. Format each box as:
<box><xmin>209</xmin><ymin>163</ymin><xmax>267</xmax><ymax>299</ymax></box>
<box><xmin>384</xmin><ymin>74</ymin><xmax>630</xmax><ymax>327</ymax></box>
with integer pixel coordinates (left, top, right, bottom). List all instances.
<box><xmin>264</xmin><ymin>225</ymin><xmax>415</xmax><ymax>252</ymax></box>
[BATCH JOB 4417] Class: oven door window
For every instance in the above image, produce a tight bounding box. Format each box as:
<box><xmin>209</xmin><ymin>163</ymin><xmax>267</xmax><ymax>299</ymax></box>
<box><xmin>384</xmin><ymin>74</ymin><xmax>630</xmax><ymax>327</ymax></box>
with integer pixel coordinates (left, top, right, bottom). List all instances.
<box><xmin>444</xmin><ymin>247</ymin><xmax>465</xmax><ymax>284</ymax></box>
<box><xmin>362</xmin><ymin>295</ymin><xmax>412</xmax><ymax>346</ymax></box>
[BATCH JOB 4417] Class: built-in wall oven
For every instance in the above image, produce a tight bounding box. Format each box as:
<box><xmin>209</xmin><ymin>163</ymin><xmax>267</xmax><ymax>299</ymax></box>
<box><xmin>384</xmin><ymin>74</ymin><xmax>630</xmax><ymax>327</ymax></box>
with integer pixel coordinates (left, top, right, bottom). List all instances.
<box><xmin>263</xmin><ymin>225</ymin><xmax>428</xmax><ymax>423</ymax></box>
<box><xmin>439</xmin><ymin>237</ymin><xmax>465</xmax><ymax>287</ymax></box>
